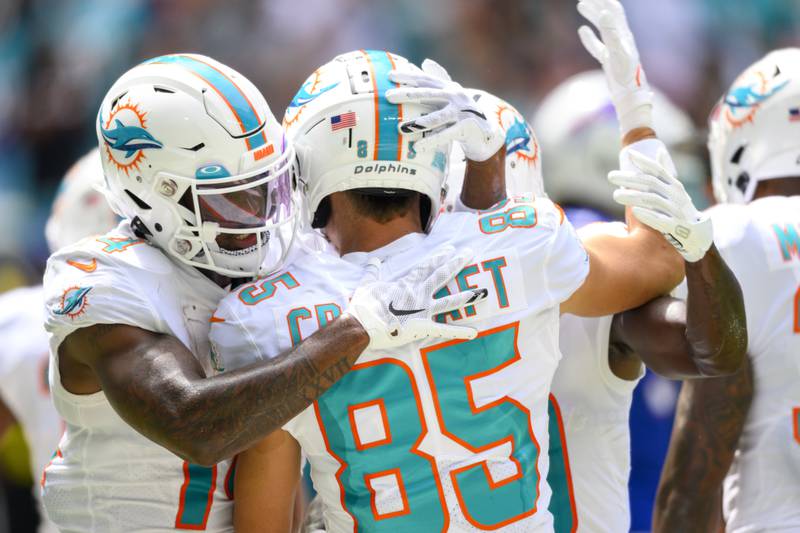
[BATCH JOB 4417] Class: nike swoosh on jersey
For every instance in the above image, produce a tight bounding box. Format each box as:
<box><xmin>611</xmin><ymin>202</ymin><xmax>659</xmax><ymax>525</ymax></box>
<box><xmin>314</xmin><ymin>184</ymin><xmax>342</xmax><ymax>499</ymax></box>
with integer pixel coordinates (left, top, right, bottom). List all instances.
<box><xmin>388</xmin><ymin>301</ymin><xmax>425</xmax><ymax>317</ymax></box>
<box><xmin>209</xmin><ymin>315</ymin><xmax>225</xmax><ymax>323</ymax></box>
<box><xmin>66</xmin><ymin>259</ymin><xmax>98</xmax><ymax>273</ymax></box>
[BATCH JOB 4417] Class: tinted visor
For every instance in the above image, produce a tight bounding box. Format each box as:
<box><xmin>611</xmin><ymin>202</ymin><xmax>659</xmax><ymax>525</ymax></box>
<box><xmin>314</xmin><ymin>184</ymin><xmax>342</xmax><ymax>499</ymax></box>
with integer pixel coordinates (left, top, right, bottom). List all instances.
<box><xmin>196</xmin><ymin>167</ymin><xmax>293</xmax><ymax>229</ymax></box>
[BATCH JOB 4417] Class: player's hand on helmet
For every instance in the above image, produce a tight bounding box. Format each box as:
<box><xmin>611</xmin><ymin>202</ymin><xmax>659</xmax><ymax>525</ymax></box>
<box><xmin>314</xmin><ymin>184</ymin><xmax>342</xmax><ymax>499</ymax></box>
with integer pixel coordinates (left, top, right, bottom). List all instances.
<box><xmin>577</xmin><ymin>0</ymin><xmax>654</xmax><ymax>133</ymax></box>
<box><xmin>609</xmin><ymin>146</ymin><xmax>713</xmax><ymax>262</ymax></box>
<box><xmin>345</xmin><ymin>246</ymin><xmax>488</xmax><ymax>350</ymax></box>
<box><xmin>385</xmin><ymin>59</ymin><xmax>505</xmax><ymax>162</ymax></box>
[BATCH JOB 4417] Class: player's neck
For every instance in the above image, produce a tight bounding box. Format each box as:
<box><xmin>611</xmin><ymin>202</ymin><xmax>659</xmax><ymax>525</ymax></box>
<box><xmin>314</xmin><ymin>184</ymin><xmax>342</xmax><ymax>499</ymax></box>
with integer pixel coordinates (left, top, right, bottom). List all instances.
<box><xmin>752</xmin><ymin>177</ymin><xmax>800</xmax><ymax>200</ymax></box>
<box><xmin>328</xmin><ymin>216</ymin><xmax>421</xmax><ymax>255</ymax></box>
<box><xmin>324</xmin><ymin>195</ymin><xmax>423</xmax><ymax>255</ymax></box>
<box><xmin>198</xmin><ymin>268</ymin><xmax>233</xmax><ymax>288</ymax></box>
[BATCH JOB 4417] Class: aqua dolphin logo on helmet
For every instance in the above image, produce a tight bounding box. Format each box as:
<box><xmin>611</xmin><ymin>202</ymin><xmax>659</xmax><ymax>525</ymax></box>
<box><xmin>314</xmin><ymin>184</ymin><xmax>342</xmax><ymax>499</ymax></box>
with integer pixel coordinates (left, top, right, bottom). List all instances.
<box><xmin>101</xmin><ymin>119</ymin><xmax>163</xmax><ymax>157</ymax></box>
<box><xmin>288</xmin><ymin>79</ymin><xmax>339</xmax><ymax>109</ymax></box>
<box><xmin>284</xmin><ymin>69</ymin><xmax>340</xmax><ymax>128</ymax></box>
<box><xmin>723</xmin><ymin>70</ymin><xmax>791</xmax><ymax>128</ymax></box>
<box><xmin>505</xmin><ymin>117</ymin><xmax>533</xmax><ymax>156</ymax></box>
<box><xmin>100</xmin><ymin>99</ymin><xmax>162</xmax><ymax>174</ymax></box>
<box><xmin>725</xmin><ymin>80</ymin><xmax>789</xmax><ymax>108</ymax></box>
<box><xmin>495</xmin><ymin>103</ymin><xmax>539</xmax><ymax>165</ymax></box>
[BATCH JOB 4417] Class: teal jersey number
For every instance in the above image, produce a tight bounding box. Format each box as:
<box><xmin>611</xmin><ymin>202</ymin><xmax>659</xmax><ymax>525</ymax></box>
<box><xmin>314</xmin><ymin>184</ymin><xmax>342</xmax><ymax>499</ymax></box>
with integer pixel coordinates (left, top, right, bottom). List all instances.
<box><xmin>422</xmin><ymin>323</ymin><xmax>540</xmax><ymax>528</ymax></box>
<box><xmin>315</xmin><ymin>322</ymin><xmax>541</xmax><ymax>530</ymax></box>
<box><xmin>315</xmin><ymin>359</ymin><xmax>446</xmax><ymax>530</ymax></box>
<box><xmin>478</xmin><ymin>199</ymin><xmax>537</xmax><ymax>235</ymax></box>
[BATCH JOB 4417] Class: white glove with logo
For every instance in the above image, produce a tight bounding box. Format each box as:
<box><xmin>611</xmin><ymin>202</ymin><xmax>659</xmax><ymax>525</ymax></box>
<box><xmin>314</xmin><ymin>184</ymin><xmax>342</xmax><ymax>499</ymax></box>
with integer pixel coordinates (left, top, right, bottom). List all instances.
<box><xmin>385</xmin><ymin>59</ymin><xmax>505</xmax><ymax>162</ymax></box>
<box><xmin>577</xmin><ymin>0</ymin><xmax>654</xmax><ymax>133</ymax></box>
<box><xmin>346</xmin><ymin>245</ymin><xmax>488</xmax><ymax>350</ymax></box>
<box><xmin>609</xmin><ymin>144</ymin><xmax>713</xmax><ymax>262</ymax></box>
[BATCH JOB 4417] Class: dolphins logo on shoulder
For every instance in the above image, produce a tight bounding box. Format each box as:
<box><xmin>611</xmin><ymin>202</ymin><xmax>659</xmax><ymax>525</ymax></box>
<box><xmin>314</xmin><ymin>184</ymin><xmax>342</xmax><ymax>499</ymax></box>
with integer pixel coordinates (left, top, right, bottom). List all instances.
<box><xmin>53</xmin><ymin>286</ymin><xmax>92</xmax><ymax>320</ymax></box>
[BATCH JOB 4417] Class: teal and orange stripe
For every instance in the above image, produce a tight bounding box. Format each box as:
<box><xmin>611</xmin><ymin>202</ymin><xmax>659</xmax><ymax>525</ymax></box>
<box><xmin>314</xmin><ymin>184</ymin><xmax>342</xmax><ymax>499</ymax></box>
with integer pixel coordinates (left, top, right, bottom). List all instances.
<box><xmin>145</xmin><ymin>55</ymin><xmax>267</xmax><ymax>150</ymax></box>
<box><xmin>361</xmin><ymin>50</ymin><xmax>402</xmax><ymax>161</ymax></box>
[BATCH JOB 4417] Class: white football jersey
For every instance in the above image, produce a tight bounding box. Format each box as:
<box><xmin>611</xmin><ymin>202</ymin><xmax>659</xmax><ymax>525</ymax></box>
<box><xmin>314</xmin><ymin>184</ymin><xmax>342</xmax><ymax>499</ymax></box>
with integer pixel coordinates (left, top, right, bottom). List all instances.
<box><xmin>42</xmin><ymin>222</ymin><xmax>235</xmax><ymax>533</ymax></box>
<box><xmin>0</xmin><ymin>285</ymin><xmax>62</xmax><ymax>533</ymax></box>
<box><xmin>547</xmin><ymin>314</ymin><xmax>643</xmax><ymax>533</ymax></box>
<box><xmin>709</xmin><ymin>197</ymin><xmax>800</xmax><ymax>532</ymax></box>
<box><xmin>211</xmin><ymin>198</ymin><xmax>589</xmax><ymax>533</ymax></box>
<box><xmin>545</xmin><ymin>221</ymin><xmax>644</xmax><ymax>533</ymax></box>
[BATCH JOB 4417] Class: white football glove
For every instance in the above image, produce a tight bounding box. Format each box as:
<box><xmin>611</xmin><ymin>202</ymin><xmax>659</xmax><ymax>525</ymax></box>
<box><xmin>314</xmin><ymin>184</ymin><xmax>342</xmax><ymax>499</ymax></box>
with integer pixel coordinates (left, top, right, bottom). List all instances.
<box><xmin>385</xmin><ymin>59</ymin><xmax>505</xmax><ymax>162</ymax></box>
<box><xmin>346</xmin><ymin>245</ymin><xmax>488</xmax><ymax>350</ymax></box>
<box><xmin>577</xmin><ymin>0</ymin><xmax>654</xmax><ymax>133</ymax></box>
<box><xmin>609</xmin><ymin>146</ymin><xmax>713</xmax><ymax>262</ymax></box>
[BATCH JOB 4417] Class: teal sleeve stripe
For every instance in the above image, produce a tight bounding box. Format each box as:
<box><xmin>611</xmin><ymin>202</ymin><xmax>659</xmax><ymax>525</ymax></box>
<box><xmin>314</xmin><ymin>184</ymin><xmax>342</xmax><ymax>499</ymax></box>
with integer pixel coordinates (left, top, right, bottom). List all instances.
<box><xmin>177</xmin><ymin>463</ymin><xmax>215</xmax><ymax>526</ymax></box>
<box><xmin>365</xmin><ymin>50</ymin><xmax>400</xmax><ymax>161</ymax></box>
<box><xmin>547</xmin><ymin>396</ymin><xmax>577</xmax><ymax>533</ymax></box>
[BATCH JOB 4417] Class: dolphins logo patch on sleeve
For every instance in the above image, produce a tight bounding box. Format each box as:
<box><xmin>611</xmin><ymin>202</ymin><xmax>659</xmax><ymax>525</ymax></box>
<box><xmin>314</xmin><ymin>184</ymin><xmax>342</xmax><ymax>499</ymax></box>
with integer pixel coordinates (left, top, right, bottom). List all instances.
<box><xmin>100</xmin><ymin>100</ymin><xmax>163</xmax><ymax>175</ymax></box>
<box><xmin>53</xmin><ymin>286</ymin><xmax>92</xmax><ymax>320</ymax></box>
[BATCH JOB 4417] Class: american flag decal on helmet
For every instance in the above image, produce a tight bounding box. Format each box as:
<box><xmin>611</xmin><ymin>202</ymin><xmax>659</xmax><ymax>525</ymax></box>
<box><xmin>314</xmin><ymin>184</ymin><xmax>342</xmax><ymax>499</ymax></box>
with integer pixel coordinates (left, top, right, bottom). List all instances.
<box><xmin>331</xmin><ymin>111</ymin><xmax>356</xmax><ymax>131</ymax></box>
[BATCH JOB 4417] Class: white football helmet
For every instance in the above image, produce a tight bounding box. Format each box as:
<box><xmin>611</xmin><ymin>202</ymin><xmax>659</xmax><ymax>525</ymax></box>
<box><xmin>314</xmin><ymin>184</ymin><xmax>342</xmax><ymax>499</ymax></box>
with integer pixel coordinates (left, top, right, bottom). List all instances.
<box><xmin>45</xmin><ymin>148</ymin><xmax>118</xmax><ymax>253</ymax></box>
<box><xmin>444</xmin><ymin>90</ymin><xmax>544</xmax><ymax>210</ymax></box>
<box><xmin>533</xmin><ymin>70</ymin><xmax>702</xmax><ymax>217</ymax></box>
<box><xmin>96</xmin><ymin>53</ymin><xmax>296</xmax><ymax>277</ymax></box>
<box><xmin>284</xmin><ymin>50</ymin><xmax>450</xmax><ymax>231</ymax></box>
<box><xmin>708</xmin><ymin>48</ymin><xmax>800</xmax><ymax>204</ymax></box>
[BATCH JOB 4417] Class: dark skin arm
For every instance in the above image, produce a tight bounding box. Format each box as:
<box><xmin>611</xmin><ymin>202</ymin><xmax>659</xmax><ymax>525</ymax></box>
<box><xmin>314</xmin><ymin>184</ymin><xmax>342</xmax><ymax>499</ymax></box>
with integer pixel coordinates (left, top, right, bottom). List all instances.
<box><xmin>59</xmin><ymin>316</ymin><xmax>367</xmax><ymax>466</ymax></box>
<box><xmin>609</xmin><ymin>244</ymin><xmax>747</xmax><ymax>380</ymax></box>
<box><xmin>459</xmin><ymin>147</ymin><xmax>507</xmax><ymax>210</ymax></box>
<box><xmin>652</xmin><ymin>356</ymin><xmax>753</xmax><ymax>532</ymax></box>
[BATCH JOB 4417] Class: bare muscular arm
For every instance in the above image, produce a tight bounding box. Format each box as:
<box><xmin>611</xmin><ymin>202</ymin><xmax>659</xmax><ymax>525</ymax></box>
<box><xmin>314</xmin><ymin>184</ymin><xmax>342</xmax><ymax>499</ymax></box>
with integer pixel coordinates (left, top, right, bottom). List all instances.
<box><xmin>60</xmin><ymin>316</ymin><xmax>367</xmax><ymax>466</ymax></box>
<box><xmin>610</xmin><ymin>245</ymin><xmax>747</xmax><ymax>379</ymax></box>
<box><xmin>459</xmin><ymin>147</ymin><xmax>507</xmax><ymax>210</ymax></box>
<box><xmin>561</xmin><ymin>215</ymin><xmax>683</xmax><ymax>317</ymax></box>
<box><xmin>652</xmin><ymin>356</ymin><xmax>753</xmax><ymax>532</ymax></box>
<box><xmin>234</xmin><ymin>430</ymin><xmax>300</xmax><ymax>533</ymax></box>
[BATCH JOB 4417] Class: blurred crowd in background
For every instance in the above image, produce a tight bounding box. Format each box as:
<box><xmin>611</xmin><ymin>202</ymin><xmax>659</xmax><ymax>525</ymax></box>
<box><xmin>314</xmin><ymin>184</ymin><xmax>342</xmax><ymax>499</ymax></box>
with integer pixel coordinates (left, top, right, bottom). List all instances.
<box><xmin>0</xmin><ymin>1</ymin><xmax>798</xmax><ymax>531</ymax></box>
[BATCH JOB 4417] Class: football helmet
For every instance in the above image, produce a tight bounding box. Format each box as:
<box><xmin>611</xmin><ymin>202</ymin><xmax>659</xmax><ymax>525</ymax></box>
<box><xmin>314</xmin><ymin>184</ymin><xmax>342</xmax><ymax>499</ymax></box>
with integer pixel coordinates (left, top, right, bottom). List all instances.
<box><xmin>533</xmin><ymin>70</ymin><xmax>702</xmax><ymax>217</ymax></box>
<box><xmin>284</xmin><ymin>50</ymin><xmax>450</xmax><ymax>231</ymax></box>
<box><xmin>444</xmin><ymin>90</ymin><xmax>544</xmax><ymax>210</ymax></box>
<box><xmin>96</xmin><ymin>53</ymin><xmax>296</xmax><ymax>277</ymax></box>
<box><xmin>708</xmin><ymin>48</ymin><xmax>800</xmax><ymax>204</ymax></box>
<box><xmin>45</xmin><ymin>149</ymin><xmax>118</xmax><ymax>253</ymax></box>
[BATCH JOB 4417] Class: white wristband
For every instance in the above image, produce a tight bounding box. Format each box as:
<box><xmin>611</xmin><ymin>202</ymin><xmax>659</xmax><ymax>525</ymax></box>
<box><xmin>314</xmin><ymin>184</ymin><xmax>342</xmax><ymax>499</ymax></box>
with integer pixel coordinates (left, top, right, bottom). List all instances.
<box><xmin>619</xmin><ymin>138</ymin><xmax>676</xmax><ymax>176</ymax></box>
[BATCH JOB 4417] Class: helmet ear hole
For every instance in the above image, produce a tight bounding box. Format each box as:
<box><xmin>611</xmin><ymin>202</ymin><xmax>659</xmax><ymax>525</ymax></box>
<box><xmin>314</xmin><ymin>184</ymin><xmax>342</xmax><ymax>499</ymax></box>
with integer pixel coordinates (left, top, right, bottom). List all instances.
<box><xmin>419</xmin><ymin>197</ymin><xmax>432</xmax><ymax>231</ymax></box>
<box><xmin>312</xmin><ymin>197</ymin><xmax>331</xmax><ymax>229</ymax></box>
<box><xmin>735</xmin><ymin>172</ymin><xmax>751</xmax><ymax>194</ymax></box>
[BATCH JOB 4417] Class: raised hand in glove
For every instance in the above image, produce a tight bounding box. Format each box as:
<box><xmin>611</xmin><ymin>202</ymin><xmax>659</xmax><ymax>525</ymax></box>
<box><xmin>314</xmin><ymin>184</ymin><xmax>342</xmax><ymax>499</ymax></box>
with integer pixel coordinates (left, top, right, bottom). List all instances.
<box><xmin>610</xmin><ymin>144</ymin><xmax>713</xmax><ymax>262</ymax></box>
<box><xmin>346</xmin><ymin>245</ymin><xmax>488</xmax><ymax>350</ymax></box>
<box><xmin>385</xmin><ymin>59</ymin><xmax>505</xmax><ymax>162</ymax></box>
<box><xmin>577</xmin><ymin>0</ymin><xmax>654</xmax><ymax>134</ymax></box>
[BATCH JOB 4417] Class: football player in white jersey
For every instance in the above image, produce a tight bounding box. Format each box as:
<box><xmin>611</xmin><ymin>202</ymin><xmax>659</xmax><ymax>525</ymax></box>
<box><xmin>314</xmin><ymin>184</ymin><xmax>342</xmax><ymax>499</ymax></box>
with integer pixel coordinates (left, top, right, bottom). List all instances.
<box><xmin>654</xmin><ymin>48</ymin><xmax>800</xmax><ymax>533</ymax></box>
<box><xmin>41</xmin><ymin>54</ymin><xmax>479</xmax><ymax>533</ymax></box>
<box><xmin>0</xmin><ymin>148</ymin><xmax>117</xmax><ymax>533</ymax></box>
<box><xmin>206</xmin><ymin>43</ymin><xmax>710</xmax><ymax>531</ymax></box>
<box><xmin>442</xmin><ymin>2</ymin><xmax>748</xmax><ymax>532</ymax></box>
<box><xmin>445</xmin><ymin>93</ymin><xmax>744</xmax><ymax>533</ymax></box>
